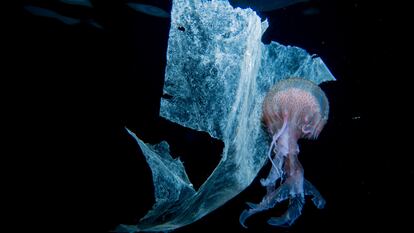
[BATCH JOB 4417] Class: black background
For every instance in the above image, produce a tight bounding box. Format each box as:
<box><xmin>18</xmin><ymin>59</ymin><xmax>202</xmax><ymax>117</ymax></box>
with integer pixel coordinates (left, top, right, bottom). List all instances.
<box><xmin>9</xmin><ymin>0</ymin><xmax>410</xmax><ymax>232</ymax></box>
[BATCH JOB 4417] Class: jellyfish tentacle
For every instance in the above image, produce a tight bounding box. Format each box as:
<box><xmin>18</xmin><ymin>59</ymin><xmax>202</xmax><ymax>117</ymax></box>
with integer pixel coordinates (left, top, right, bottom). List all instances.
<box><xmin>239</xmin><ymin>178</ymin><xmax>291</xmax><ymax>228</ymax></box>
<box><xmin>239</xmin><ymin>193</ymin><xmax>277</xmax><ymax>229</ymax></box>
<box><xmin>267</xmin><ymin>118</ymin><xmax>288</xmax><ymax>170</ymax></box>
<box><xmin>246</xmin><ymin>202</ymin><xmax>260</xmax><ymax>209</ymax></box>
<box><xmin>301</xmin><ymin>123</ymin><xmax>313</xmax><ymax>135</ymax></box>
<box><xmin>263</xmin><ymin>152</ymin><xmax>305</xmax><ymax>227</ymax></box>
<box><xmin>261</xmin><ymin>169</ymin><xmax>326</xmax><ymax>227</ymax></box>
<box><xmin>267</xmin><ymin>195</ymin><xmax>305</xmax><ymax>227</ymax></box>
<box><xmin>240</xmin><ymin>151</ymin><xmax>307</xmax><ymax>228</ymax></box>
<box><xmin>304</xmin><ymin>179</ymin><xmax>326</xmax><ymax>209</ymax></box>
<box><xmin>239</xmin><ymin>207</ymin><xmax>264</xmax><ymax>228</ymax></box>
<box><xmin>261</xmin><ymin>120</ymin><xmax>289</xmax><ymax>187</ymax></box>
<box><xmin>266</xmin><ymin>152</ymin><xmax>304</xmax><ymax>205</ymax></box>
<box><xmin>239</xmin><ymin>175</ymin><xmax>301</xmax><ymax>228</ymax></box>
<box><xmin>239</xmin><ymin>150</ymin><xmax>304</xmax><ymax>228</ymax></box>
<box><xmin>266</xmin><ymin>138</ymin><xmax>278</xmax><ymax>170</ymax></box>
<box><xmin>266</xmin><ymin>177</ymin><xmax>296</xmax><ymax>205</ymax></box>
<box><xmin>265</xmin><ymin>179</ymin><xmax>325</xmax><ymax>227</ymax></box>
<box><xmin>260</xmin><ymin>149</ymin><xmax>285</xmax><ymax>187</ymax></box>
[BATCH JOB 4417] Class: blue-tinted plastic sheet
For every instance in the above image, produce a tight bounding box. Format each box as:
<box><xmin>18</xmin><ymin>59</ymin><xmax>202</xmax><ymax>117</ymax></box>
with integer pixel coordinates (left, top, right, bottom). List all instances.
<box><xmin>117</xmin><ymin>0</ymin><xmax>335</xmax><ymax>232</ymax></box>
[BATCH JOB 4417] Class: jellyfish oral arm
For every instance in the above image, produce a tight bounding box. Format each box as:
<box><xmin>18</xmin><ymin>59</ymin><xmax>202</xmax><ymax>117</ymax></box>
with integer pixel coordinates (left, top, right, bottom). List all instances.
<box><xmin>240</xmin><ymin>130</ymin><xmax>324</xmax><ymax>227</ymax></box>
<box><xmin>240</xmin><ymin>126</ymin><xmax>307</xmax><ymax>228</ymax></box>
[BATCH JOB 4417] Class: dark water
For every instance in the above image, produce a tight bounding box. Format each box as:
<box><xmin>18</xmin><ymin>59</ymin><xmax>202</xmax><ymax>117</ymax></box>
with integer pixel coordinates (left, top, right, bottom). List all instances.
<box><xmin>10</xmin><ymin>0</ymin><xmax>409</xmax><ymax>232</ymax></box>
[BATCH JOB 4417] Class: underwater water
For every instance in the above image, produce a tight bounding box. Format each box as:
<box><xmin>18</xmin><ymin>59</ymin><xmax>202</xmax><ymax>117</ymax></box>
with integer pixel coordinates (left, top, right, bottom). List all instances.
<box><xmin>12</xmin><ymin>0</ymin><xmax>410</xmax><ymax>233</ymax></box>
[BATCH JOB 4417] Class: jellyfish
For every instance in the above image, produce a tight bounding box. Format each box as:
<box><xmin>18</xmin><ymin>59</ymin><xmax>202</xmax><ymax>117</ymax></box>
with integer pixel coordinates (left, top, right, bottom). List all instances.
<box><xmin>240</xmin><ymin>78</ymin><xmax>328</xmax><ymax>228</ymax></box>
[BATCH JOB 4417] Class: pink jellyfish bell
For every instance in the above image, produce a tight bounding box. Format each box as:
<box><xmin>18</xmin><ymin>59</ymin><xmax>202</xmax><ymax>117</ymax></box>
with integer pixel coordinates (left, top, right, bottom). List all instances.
<box><xmin>240</xmin><ymin>78</ymin><xmax>329</xmax><ymax>227</ymax></box>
